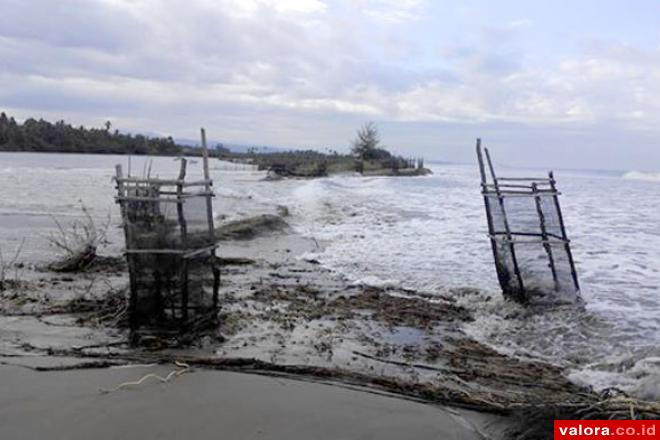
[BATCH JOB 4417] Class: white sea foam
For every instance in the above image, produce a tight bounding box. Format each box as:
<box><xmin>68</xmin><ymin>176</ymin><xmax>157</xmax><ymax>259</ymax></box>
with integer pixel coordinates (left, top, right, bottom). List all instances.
<box><xmin>623</xmin><ymin>170</ymin><xmax>660</xmax><ymax>182</ymax></box>
<box><xmin>568</xmin><ymin>356</ymin><xmax>660</xmax><ymax>400</ymax></box>
<box><xmin>1</xmin><ymin>152</ymin><xmax>658</xmax><ymax>398</ymax></box>
<box><xmin>281</xmin><ymin>164</ymin><xmax>660</xmax><ymax>398</ymax></box>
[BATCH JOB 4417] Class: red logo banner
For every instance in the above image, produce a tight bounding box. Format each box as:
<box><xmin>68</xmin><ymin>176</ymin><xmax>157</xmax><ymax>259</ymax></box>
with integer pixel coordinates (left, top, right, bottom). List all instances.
<box><xmin>554</xmin><ymin>420</ymin><xmax>658</xmax><ymax>439</ymax></box>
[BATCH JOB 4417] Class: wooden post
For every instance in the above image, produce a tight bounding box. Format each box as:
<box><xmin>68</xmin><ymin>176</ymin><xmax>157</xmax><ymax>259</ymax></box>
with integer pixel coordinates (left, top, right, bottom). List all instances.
<box><xmin>154</xmin><ymin>270</ymin><xmax>163</xmax><ymax>325</ymax></box>
<box><xmin>200</xmin><ymin>128</ymin><xmax>220</xmax><ymax>312</ymax></box>
<box><xmin>476</xmin><ymin>139</ymin><xmax>509</xmax><ymax>292</ymax></box>
<box><xmin>176</xmin><ymin>158</ymin><xmax>189</xmax><ymax>326</ymax></box>
<box><xmin>484</xmin><ymin>147</ymin><xmax>526</xmax><ymax>301</ymax></box>
<box><xmin>201</xmin><ymin>129</ymin><xmax>210</xmax><ymax>178</ymax></box>
<box><xmin>176</xmin><ymin>159</ymin><xmax>188</xmax><ymax>242</ymax></box>
<box><xmin>200</xmin><ymin>128</ymin><xmax>215</xmax><ymax>240</ymax></box>
<box><xmin>532</xmin><ymin>182</ymin><xmax>559</xmax><ymax>291</ymax></box>
<box><xmin>477</xmin><ymin>140</ymin><xmax>520</xmax><ymax>298</ymax></box>
<box><xmin>549</xmin><ymin>171</ymin><xmax>580</xmax><ymax>293</ymax></box>
<box><xmin>115</xmin><ymin>164</ymin><xmax>138</xmax><ymax>335</ymax></box>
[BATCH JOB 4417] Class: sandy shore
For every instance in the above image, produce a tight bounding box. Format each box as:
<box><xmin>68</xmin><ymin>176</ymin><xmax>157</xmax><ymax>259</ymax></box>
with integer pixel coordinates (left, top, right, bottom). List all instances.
<box><xmin>1</xmin><ymin>212</ymin><xmax>637</xmax><ymax>439</ymax></box>
<box><xmin>0</xmin><ymin>362</ymin><xmax>499</xmax><ymax>440</ymax></box>
<box><xmin>0</xmin><ymin>215</ymin><xmax>512</xmax><ymax>438</ymax></box>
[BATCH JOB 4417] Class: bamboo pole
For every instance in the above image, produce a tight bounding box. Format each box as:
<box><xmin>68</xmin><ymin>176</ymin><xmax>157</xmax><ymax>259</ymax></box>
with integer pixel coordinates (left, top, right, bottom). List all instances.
<box><xmin>491</xmin><ymin>231</ymin><xmax>567</xmax><ymax>241</ymax></box>
<box><xmin>176</xmin><ymin>159</ymin><xmax>188</xmax><ymax>243</ymax></box>
<box><xmin>481</xmin><ymin>191</ymin><xmax>560</xmax><ymax>197</ymax></box>
<box><xmin>484</xmin><ymin>147</ymin><xmax>525</xmax><ymax>301</ymax></box>
<box><xmin>549</xmin><ymin>171</ymin><xmax>581</xmax><ymax>293</ymax></box>
<box><xmin>200</xmin><ymin>128</ymin><xmax>220</xmax><ymax>311</ymax></box>
<box><xmin>532</xmin><ymin>182</ymin><xmax>559</xmax><ymax>291</ymax></box>
<box><xmin>483</xmin><ymin>183</ymin><xmax>537</xmax><ymax>189</ymax></box>
<box><xmin>490</xmin><ymin>237</ymin><xmax>567</xmax><ymax>244</ymax></box>
<box><xmin>476</xmin><ymin>139</ymin><xmax>510</xmax><ymax>295</ymax></box>
<box><xmin>176</xmin><ymin>159</ymin><xmax>189</xmax><ymax>326</ymax></box>
<box><xmin>115</xmin><ymin>164</ymin><xmax>138</xmax><ymax>335</ymax></box>
<box><xmin>115</xmin><ymin>193</ymin><xmax>213</xmax><ymax>203</ymax></box>
<box><xmin>200</xmin><ymin>128</ymin><xmax>214</xmax><ymax>240</ymax></box>
<box><xmin>123</xmin><ymin>245</ymin><xmax>218</xmax><ymax>256</ymax></box>
<box><xmin>497</xmin><ymin>177</ymin><xmax>552</xmax><ymax>182</ymax></box>
<box><xmin>115</xmin><ymin>177</ymin><xmax>212</xmax><ymax>186</ymax></box>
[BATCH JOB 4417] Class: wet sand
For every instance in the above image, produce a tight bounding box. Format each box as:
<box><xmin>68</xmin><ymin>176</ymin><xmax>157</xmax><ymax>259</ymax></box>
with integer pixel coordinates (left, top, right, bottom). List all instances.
<box><xmin>0</xmin><ymin>363</ymin><xmax>489</xmax><ymax>440</ymax></box>
<box><xmin>0</xmin><ymin>214</ymin><xmax>623</xmax><ymax>439</ymax></box>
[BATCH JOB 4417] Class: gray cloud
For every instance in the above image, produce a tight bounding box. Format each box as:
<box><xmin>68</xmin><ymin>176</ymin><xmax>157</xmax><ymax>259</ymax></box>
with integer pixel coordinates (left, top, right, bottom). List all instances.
<box><xmin>1</xmin><ymin>0</ymin><xmax>659</xmax><ymax>171</ymax></box>
<box><xmin>0</xmin><ymin>0</ymin><xmax>140</xmax><ymax>51</ymax></box>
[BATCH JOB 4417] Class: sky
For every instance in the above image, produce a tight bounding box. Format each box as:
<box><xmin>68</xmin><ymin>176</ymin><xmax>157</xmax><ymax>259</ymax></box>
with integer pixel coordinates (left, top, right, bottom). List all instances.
<box><xmin>1</xmin><ymin>0</ymin><xmax>660</xmax><ymax>171</ymax></box>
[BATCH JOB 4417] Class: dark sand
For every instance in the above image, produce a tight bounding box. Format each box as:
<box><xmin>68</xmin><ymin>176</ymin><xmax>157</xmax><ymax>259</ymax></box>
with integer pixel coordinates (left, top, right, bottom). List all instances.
<box><xmin>1</xmin><ymin>214</ymin><xmax>599</xmax><ymax>439</ymax></box>
<box><xmin>0</xmin><ymin>363</ymin><xmax>489</xmax><ymax>440</ymax></box>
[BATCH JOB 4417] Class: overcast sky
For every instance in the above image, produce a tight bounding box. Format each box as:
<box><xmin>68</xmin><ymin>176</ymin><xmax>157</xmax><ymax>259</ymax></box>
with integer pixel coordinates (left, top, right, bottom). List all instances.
<box><xmin>2</xmin><ymin>0</ymin><xmax>660</xmax><ymax>171</ymax></box>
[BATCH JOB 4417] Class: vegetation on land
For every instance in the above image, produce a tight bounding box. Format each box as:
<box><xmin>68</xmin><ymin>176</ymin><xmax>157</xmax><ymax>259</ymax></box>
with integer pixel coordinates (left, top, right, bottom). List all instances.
<box><xmin>351</xmin><ymin>121</ymin><xmax>390</xmax><ymax>161</ymax></box>
<box><xmin>0</xmin><ymin>113</ymin><xmax>430</xmax><ymax>177</ymax></box>
<box><xmin>0</xmin><ymin>112</ymin><xmax>189</xmax><ymax>156</ymax></box>
<box><xmin>0</xmin><ymin>239</ymin><xmax>24</xmax><ymax>292</ymax></box>
<box><xmin>47</xmin><ymin>203</ymin><xmax>110</xmax><ymax>272</ymax></box>
<box><xmin>220</xmin><ymin>122</ymin><xmax>429</xmax><ymax>178</ymax></box>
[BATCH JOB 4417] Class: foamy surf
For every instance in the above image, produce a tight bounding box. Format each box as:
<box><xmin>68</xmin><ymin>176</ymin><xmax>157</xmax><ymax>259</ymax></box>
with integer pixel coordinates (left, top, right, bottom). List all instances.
<box><xmin>0</xmin><ymin>152</ymin><xmax>658</xmax><ymax>400</ymax></box>
<box><xmin>281</xmin><ymin>164</ymin><xmax>659</xmax><ymax>400</ymax></box>
<box><xmin>623</xmin><ymin>171</ymin><xmax>660</xmax><ymax>182</ymax></box>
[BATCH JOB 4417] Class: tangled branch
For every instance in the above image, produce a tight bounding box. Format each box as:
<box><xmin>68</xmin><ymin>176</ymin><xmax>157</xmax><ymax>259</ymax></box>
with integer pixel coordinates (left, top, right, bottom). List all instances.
<box><xmin>48</xmin><ymin>202</ymin><xmax>110</xmax><ymax>272</ymax></box>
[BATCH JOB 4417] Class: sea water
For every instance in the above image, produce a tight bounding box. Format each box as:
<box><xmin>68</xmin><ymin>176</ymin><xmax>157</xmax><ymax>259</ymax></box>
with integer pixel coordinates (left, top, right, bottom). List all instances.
<box><xmin>1</xmin><ymin>152</ymin><xmax>658</xmax><ymax>398</ymax></box>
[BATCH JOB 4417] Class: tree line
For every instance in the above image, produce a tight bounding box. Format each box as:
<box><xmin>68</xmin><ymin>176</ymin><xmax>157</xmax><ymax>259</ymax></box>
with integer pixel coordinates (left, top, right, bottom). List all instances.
<box><xmin>0</xmin><ymin>114</ymin><xmax>426</xmax><ymax>174</ymax></box>
<box><xmin>0</xmin><ymin>112</ymin><xmax>184</xmax><ymax>155</ymax></box>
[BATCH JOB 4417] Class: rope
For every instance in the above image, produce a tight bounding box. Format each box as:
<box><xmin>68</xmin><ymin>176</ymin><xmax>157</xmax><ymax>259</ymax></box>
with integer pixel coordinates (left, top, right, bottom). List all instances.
<box><xmin>99</xmin><ymin>361</ymin><xmax>190</xmax><ymax>394</ymax></box>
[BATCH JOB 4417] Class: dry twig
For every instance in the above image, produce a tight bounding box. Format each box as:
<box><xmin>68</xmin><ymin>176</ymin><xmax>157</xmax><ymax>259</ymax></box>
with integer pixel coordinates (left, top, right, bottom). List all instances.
<box><xmin>0</xmin><ymin>238</ymin><xmax>25</xmax><ymax>290</ymax></box>
<box><xmin>47</xmin><ymin>202</ymin><xmax>110</xmax><ymax>272</ymax></box>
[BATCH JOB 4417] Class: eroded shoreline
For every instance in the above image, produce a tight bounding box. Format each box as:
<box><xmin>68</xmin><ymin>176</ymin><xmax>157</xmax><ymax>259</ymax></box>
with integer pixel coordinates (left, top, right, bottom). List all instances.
<box><xmin>1</xmin><ymin>215</ymin><xmax>658</xmax><ymax>439</ymax></box>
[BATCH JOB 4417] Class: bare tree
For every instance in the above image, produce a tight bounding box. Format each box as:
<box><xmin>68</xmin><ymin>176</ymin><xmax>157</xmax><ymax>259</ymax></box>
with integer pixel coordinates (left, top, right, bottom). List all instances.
<box><xmin>0</xmin><ymin>239</ymin><xmax>25</xmax><ymax>291</ymax></box>
<box><xmin>351</xmin><ymin>122</ymin><xmax>380</xmax><ymax>160</ymax></box>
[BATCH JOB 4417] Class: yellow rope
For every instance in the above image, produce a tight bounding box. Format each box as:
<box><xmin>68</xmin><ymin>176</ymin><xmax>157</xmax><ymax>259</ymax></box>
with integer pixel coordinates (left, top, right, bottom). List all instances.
<box><xmin>99</xmin><ymin>361</ymin><xmax>190</xmax><ymax>394</ymax></box>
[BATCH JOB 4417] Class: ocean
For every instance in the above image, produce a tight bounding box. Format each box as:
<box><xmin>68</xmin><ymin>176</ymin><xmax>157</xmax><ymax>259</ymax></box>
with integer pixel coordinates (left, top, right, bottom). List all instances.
<box><xmin>1</xmin><ymin>151</ymin><xmax>658</xmax><ymax>399</ymax></box>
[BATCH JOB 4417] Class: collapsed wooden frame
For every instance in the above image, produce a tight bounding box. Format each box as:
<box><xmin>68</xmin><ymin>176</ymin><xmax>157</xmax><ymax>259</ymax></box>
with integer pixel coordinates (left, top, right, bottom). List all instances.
<box><xmin>476</xmin><ymin>139</ymin><xmax>580</xmax><ymax>303</ymax></box>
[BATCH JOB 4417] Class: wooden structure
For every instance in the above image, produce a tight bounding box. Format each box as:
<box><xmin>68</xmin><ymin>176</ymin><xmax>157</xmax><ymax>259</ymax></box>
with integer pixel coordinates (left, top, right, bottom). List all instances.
<box><xmin>476</xmin><ymin>139</ymin><xmax>580</xmax><ymax>304</ymax></box>
<box><xmin>114</xmin><ymin>128</ymin><xmax>219</xmax><ymax>337</ymax></box>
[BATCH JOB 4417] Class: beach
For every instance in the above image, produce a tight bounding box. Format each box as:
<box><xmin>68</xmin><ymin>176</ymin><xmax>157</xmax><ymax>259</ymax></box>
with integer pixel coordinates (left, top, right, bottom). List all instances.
<box><xmin>0</xmin><ymin>208</ymin><xmax>515</xmax><ymax>439</ymax></box>
<box><xmin>1</xmin><ymin>152</ymin><xmax>659</xmax><ymax>439</ymax></box>
<box><xmin>0</xmin><ymin>363</ymin><xmax>501</xmax><ymax>440</ymax></box>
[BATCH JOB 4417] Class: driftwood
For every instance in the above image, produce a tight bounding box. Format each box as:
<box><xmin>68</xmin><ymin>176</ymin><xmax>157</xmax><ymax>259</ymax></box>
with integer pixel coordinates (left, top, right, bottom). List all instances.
<box><xmin>215</xmin><ymin>214</ymin><xmax>290</xmax><ymax>240</ymax></box>
<box><xmin>506</xmin><ymin>391</ymin><xmax>660</xmax><ymax>440</ymax></box>
<box><xmin>22</xmin><ymin>344</ymin><xmax>660</xmax><ymax>425</ymax></box>
<box><xmin>20</xmin><ymin>347</ymin><xmax>510</xmax><ymax>413</ymax></box>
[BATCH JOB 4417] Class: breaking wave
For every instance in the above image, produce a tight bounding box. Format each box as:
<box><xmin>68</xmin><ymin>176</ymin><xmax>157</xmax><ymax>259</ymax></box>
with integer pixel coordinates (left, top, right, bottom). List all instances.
<box><xmin>2</xmin><ymin>152</ymin><xmax>659</xmax><ymax>399</ymax></box>
<box><xmin>622</xmin><ymin>171</ymin><xmax>660</xmax><ymax>182</ymax></box>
